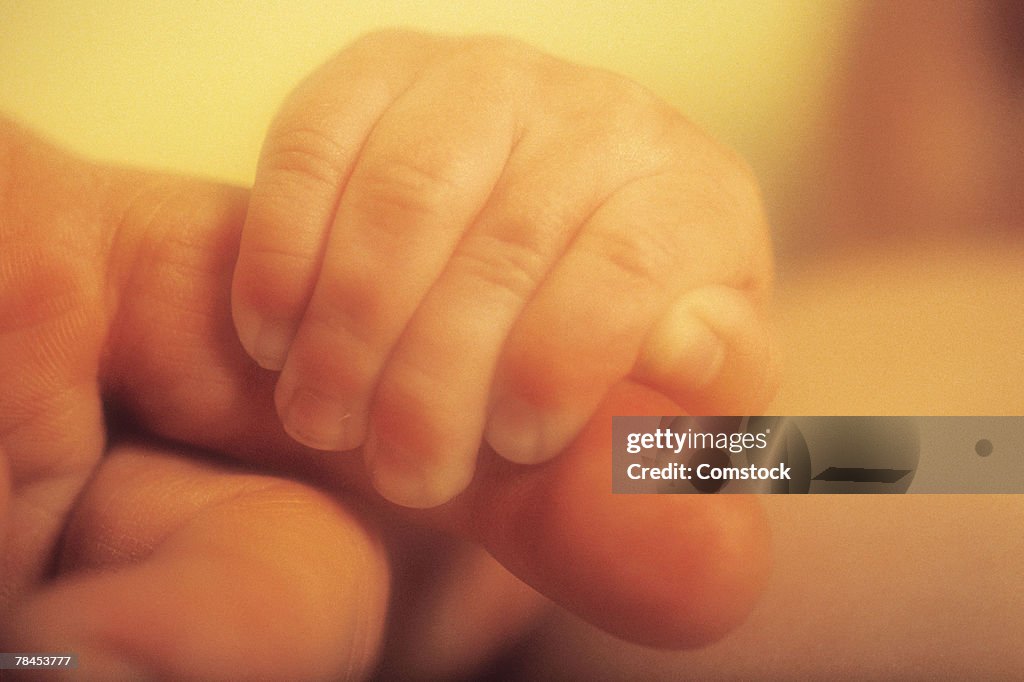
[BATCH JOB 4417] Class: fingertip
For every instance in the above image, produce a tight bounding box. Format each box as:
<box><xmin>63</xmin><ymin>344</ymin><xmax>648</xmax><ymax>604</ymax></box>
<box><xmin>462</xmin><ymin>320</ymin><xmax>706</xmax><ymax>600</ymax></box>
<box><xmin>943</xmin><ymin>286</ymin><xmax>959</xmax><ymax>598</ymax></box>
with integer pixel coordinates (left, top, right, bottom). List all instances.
<box><xmin>365</xmin><ymin>429</ymin><xmax>476</xmax><ymax>509</ymax></box>
<box><xmin>275</xmin><ymin>380</ymin><xmax>362</xmax><ymax>452</ymax></box>
<box><xmin>232</xmin><ymin>303</ymin><xmax>293</xmax><ymax>371</ymax></box>
<box><xmin>584</xmin><ymin>494</ymin><xmax>771</xmax><ymax>648</ymax></box>
<box><xmin>635</xmin><ymin>285</ymin><xmax>778</xmax><ymax>415</ymax></box>
<box><xmin>230</xmin><ymin>245</ymin><xmax>302</xmax><ymax>372</ymax></box>
<box><xmin>636</xmin><ymin>306</ymin><xmax>726</xmax><ymax>392</ymax></box>
<box><xmin>484</xmin><ymin>375</ymin><xmax>608</xmax><ymax>467</ymax></box>
<box><xmin>550</xmin><ymin>382</ymin><xmax>771</xmax><ymax>647</ymax></box>
<box><xmin>484</xmin><ymin>395</ymin><xmax>549</xmax><ymax>465</ymax></box>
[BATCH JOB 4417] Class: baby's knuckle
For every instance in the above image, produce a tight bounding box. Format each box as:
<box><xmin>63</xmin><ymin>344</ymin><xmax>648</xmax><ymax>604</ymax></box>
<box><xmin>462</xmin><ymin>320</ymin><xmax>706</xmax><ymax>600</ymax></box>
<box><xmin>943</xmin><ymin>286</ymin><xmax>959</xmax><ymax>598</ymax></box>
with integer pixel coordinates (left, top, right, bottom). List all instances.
<box><xmin>585</xmin><ymin>225</ymin><xmax>673</xmax><ymax>294</ymax></box>
<box><xmin>261</xmin><ymin>126</ymin><xmax>350</xmax><ymax>194</ymax></box>
<box><xmin>670</xmin><ymin>128</ymin><xmax>766</xmax><ymax>230</ymax></box>
<box><xmin>713</xmin><ymin>148</ymin><xmax>766</xmax><ymax>224</ymax></box>
<box><xmin>548</xmin><ymin>67</ymin><xmax>680</xmax><ymax>171</ymax></box>
<box><xmin>602</xmin><ymin>73</ymin><xmax>670</xmax><ymax>129</ymax></box>
<box><xmin>354</xmin><ymin>157</ymin><xmax>460</xmax><ymax>226</ymax></box>
<box><xmin>453</xmin><ymin>231</ymin><xmax>549</xmax><ymax>306</ymax></box>
<box><xmin>430</xmin><ymin>35</ymin><xmax>544</xmax><ymax>103</ymax></box>
<box><xmin>656</xmin><ymin>133</ymin><xmax>770</xmax><ymax>282</ymax></box>
<box><xmin>704</xmin><ymin>150</ymin><xmax>771</xmax><ymax>282</ymax></box>
<box><xmin>463</xmin><ymin>35</ymin><xmax>542</xmax><ymax>73</ymax></box>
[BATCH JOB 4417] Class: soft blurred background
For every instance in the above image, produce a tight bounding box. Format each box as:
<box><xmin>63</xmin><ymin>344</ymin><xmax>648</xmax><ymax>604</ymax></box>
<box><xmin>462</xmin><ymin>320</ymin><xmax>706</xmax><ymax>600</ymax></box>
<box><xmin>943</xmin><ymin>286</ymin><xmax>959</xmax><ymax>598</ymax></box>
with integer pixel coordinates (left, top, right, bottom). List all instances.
<box><xmin>3</xmin><ymin>1</ymin><xmax>1022</xmax><ymax>678</ymax></box>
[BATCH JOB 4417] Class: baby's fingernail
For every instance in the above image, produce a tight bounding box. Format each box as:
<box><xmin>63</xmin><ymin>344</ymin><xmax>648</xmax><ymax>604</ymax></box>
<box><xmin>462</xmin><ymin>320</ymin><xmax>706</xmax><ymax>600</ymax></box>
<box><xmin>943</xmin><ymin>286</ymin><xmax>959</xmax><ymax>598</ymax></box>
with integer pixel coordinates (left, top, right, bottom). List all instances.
<box><xmin>367</xmin><ymin>432</ymin><xmax>470</xmax><ymax>508</ymax></box>
<box><xmin>484</xmin><ymin>396</ymin><xmax>548</xmax><ymax>464</ymax></box>
<box><xmin>235</xmin><ymin>304</ymin><xmax>293</xmax><ymax>370</ymax></box>
<box><xmin>249</xmin><ymin>319</ymin><xmax>294</xmax><ymax>371</ymax></box>
<box><xmin>639</xmin><ymin>309</ymin><xmax>726</xmax><ymax>391</ymax></box>
<box><xmin>280</xmin><ymin>385</ymin><xmax>354</xmax><ymax>451</ymax></box>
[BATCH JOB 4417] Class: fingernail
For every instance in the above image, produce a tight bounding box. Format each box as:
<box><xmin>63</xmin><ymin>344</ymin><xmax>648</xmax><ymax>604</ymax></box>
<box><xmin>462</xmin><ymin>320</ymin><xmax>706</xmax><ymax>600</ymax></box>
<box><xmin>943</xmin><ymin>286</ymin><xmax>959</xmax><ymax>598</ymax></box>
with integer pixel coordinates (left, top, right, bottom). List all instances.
<box><xmin>484</xmin><ymin>395</ymin><xmax>547</xmax><ymax>464</ymax></box>
<box><xmin>249</xmin><ymin>319</ymin><xmax>294</xmax><ymax>371</ymax></box>
<box><xmin>641</xmin><ymin>311</ymin><xmax>725</xmax><ymax>390</ymax></box>
<box><xmin>281</xmin><ymin>386</ymin><xmax>353</xmax><ymax>451</ymax></box>
<box><xmin>366</xmin><ymin>432</ymin><xmax>470</xmax><ymax>508</ymax></box>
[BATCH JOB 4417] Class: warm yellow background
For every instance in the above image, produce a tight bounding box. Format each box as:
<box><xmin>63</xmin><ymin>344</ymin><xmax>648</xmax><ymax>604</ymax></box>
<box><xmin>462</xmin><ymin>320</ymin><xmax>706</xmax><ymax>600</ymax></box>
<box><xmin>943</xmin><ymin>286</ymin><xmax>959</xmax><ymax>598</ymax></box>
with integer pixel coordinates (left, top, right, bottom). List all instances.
<box><xmin>1</xmin><ymin>0</ymin><xmax>854</xmax><ymax>193</ymax></box>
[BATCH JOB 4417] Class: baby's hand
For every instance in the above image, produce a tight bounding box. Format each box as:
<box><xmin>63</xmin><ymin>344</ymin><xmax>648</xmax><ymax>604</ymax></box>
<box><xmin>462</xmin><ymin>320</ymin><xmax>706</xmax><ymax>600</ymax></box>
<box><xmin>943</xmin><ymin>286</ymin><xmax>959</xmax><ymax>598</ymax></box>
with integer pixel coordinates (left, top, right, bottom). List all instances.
<box><xmin>231</xmin><ymin>30</ymin><xmax>776</xmax><ymax>508</ymax></box>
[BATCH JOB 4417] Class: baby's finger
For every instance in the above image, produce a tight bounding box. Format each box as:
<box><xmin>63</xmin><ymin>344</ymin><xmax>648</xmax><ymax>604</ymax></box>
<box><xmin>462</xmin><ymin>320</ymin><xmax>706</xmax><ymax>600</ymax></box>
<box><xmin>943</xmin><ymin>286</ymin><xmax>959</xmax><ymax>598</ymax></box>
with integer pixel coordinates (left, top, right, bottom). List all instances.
<box><xmin>272</xmin><ymin>46</ymin><xmax>518</xmax><ymax>454</ymax></box>
<box><xmin>634</xmin><ymin>284</ymin><xmax>778</xmax><ymax>416</ymax></box>
<box><xmin>485</xmin><ymin>162</ymin><xmax>770</xmax><ymax>463</ymax></box>
<box><xmin>4</xmin><ymin>442</ymin><xmax>390</xmax><ymax>680</ymax></box>
<box><xmin>231</xmin><ymin>31</ymin><xmax>436</xmax><ymax>371</ymax></box>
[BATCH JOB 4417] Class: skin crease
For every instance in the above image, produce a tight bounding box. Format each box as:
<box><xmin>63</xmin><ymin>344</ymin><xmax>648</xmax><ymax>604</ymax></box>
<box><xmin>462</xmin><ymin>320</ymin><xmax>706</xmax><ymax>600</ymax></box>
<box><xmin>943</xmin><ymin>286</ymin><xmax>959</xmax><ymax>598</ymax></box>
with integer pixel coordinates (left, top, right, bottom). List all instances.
<box><xmin>0</xmin><ymin>116</ymin><xmax>771</xmax><ymax>678</ymax></box>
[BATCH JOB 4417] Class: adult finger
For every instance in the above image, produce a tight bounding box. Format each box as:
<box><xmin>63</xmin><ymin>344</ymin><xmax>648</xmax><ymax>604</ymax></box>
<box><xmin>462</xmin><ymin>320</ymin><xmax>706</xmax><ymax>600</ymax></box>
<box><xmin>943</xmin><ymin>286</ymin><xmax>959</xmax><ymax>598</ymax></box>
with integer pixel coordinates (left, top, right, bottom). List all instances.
<box><xmin>4</xmin><ymin>442</ymin><xmax>390</xmax><ymax>680</ymax></box>
<box><xmin>436</xmin><ymin>380</ymin><xmax>772</xmax><ymax>648</ymax></box>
